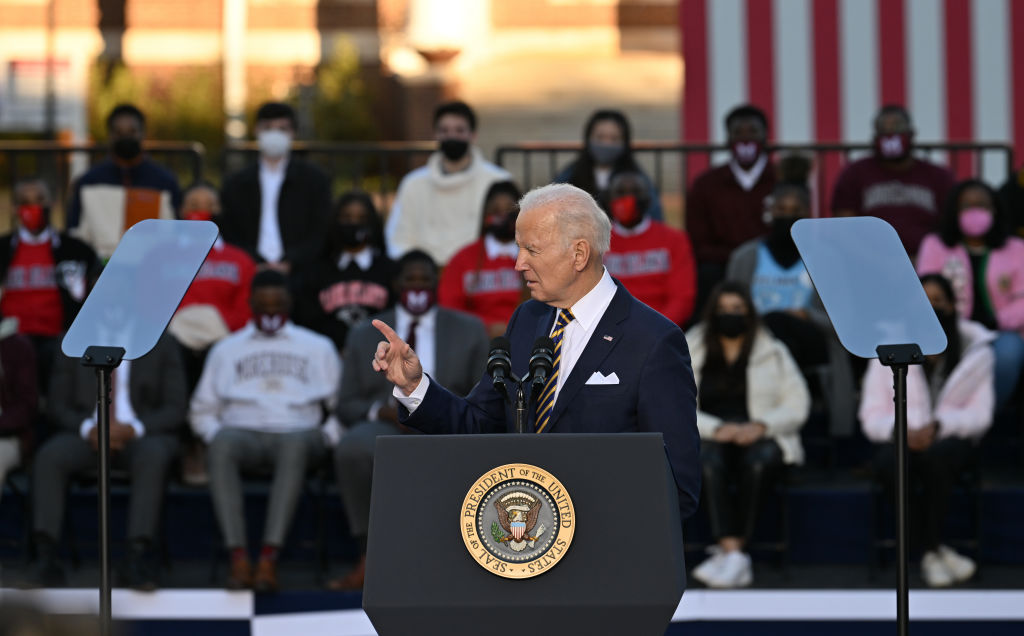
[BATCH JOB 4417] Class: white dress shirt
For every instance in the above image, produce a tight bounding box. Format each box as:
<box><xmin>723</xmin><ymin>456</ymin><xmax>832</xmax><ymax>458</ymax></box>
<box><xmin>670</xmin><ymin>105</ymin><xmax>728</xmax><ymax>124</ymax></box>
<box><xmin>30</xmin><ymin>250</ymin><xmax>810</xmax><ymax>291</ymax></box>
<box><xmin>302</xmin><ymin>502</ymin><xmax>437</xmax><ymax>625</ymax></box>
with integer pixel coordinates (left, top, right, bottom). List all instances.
<box><xmin>257</xmin><ymin>159</ymin><xmax>288</xmax><ymax>263</ymax></box>
<box><xmin>484</xmin><ymin>234</ymin><xmax>519</xmax><ymax>260</ymax></box>
<box><xmin>395</xmin><ymin>305</ymin><xmax>437</xmax><ymax>379</ymax></box>
<box><xmin>80</xmin><ymin>359</ymin><xmax>145</xmax><ymax>440</ymax></box>
<box><xmin>728</xmin><ymin>153</ymin><xmax>768</xmax><ymax>192</ymax></box>
<box><xmin>338</xmin><ymin>246</ymin><xmax>374</xmax><ymax>271</ymax></box>
<box><xmin>396</xmin><ymin>268</ymin><xmax>617</xmax><ymax>413</ymax></box>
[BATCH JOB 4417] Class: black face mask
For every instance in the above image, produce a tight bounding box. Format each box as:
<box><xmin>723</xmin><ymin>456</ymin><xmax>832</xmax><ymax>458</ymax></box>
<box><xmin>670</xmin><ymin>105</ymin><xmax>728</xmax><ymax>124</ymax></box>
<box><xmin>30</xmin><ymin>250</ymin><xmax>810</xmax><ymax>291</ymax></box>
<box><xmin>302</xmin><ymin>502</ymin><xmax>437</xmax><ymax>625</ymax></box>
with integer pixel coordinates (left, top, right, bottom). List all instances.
<box><xmin>332</xmin><ymin>223</ymin><xmax>370</xmax><ymax>249</ymax></box>
<box><xmin>935</xmin><ymin>308</ymin><xmax>957</xmax><ymax>335</ymax></box>
<box><xmin>766</xmin><ymin>217</ymin><xmax>801</xmax><ymax>268</ymax></box>
<box><xmin>485</xmin><ymin>215</ymin><xmax>517</xmax><ymax>242</ymax></box>
<box><xmin>112</xmin><ymin>137</ymin><xmax>142</xmax><ymax>161</ymax></box>
<box><xmin>713</xmin><ymin>313</ymin><xmax>748</xmax><ymax>338</ymax></box>
<box><xmin>439</xmin><ymin>139</ymin><xmax>470</xmax><ymax>161</ymax></box>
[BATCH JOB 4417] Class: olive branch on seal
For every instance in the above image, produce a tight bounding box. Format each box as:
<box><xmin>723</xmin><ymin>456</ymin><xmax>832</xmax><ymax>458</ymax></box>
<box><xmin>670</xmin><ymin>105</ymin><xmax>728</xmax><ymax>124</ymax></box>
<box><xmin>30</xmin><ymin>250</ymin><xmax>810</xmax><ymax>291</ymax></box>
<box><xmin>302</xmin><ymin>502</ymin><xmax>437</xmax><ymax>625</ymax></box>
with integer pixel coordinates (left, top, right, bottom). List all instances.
<box><xmin>491</xmin><ymin>521</ymin><xmax>505</xmax><ymax>542</ymax></box>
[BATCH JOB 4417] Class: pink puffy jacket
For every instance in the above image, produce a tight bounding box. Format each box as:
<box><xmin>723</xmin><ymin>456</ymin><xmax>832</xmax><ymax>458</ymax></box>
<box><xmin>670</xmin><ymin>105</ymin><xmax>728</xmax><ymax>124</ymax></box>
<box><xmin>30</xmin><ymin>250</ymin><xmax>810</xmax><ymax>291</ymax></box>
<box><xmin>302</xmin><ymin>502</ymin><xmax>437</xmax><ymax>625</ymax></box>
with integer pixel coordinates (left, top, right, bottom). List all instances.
<box><xmin>859</xmin><ymin>319</ymin><xmax>995</xmax><ymax>442</ymax></box>
<box><xmin>916</xmin><ymin>233</ymin><xmax>1024</xmax><ymax>334</ymax></box>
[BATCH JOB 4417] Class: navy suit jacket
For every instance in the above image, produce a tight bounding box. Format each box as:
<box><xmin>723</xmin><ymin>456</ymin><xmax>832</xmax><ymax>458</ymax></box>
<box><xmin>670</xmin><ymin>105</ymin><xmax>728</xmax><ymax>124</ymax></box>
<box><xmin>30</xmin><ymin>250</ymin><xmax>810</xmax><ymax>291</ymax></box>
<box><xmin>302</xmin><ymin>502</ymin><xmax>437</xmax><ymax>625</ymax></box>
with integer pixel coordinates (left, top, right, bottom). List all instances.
<box><xmin>401</xmin><ymin>280</ymin><xmax>701</xmax><ymax>519</ymax></box>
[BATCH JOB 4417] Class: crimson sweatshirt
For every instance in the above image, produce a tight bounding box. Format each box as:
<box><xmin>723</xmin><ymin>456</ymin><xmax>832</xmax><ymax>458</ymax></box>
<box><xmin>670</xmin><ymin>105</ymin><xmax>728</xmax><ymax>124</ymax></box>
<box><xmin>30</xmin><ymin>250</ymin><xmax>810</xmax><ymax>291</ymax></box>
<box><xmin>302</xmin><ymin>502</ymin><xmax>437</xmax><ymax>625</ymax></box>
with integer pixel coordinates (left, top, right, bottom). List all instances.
<box><xmin>605</xmin><ymin>219</ymin><xmax>697</xmax><ymax>326</ymax></box>
<box><xmin>179</xmin><ymin>241</ymin><xmax>256</xmax><ymax>331</ymax></box>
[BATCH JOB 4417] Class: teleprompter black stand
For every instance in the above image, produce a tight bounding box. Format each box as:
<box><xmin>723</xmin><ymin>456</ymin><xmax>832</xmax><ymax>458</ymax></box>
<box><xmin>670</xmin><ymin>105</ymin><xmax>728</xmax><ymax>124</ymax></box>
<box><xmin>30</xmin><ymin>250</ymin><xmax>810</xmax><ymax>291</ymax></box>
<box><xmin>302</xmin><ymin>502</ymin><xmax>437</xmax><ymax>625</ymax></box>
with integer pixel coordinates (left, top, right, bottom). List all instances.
<box><xmin>362</xmin><ymin>433</ymin><xmax>686</xmax><ymax>636</ymax></box>
<box><xmin>877</xmin><ymin>344</ymin><xmax>924</xmax><ymax>636</ymax></box>
<box><xmin>80</xmin><ymin>346</ymin><xmax>125</xmax><ymax>634</ymax></box>
<box><xmin>793</xmin><ymin>217</ymin><xmax>947</xmax><ymax>636</ymax></box>
<box><xmin>61</xmin><ymin>219</ymin><xmax>217</xmax><ymax>635</ymax></box>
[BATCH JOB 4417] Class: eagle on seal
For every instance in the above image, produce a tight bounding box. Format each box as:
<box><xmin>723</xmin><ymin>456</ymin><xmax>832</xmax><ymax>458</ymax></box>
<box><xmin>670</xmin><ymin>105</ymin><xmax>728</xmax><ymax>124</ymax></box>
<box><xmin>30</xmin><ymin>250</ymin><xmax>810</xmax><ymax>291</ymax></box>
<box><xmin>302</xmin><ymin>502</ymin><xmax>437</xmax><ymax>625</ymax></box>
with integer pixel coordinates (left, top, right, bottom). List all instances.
<box><xmin>495</xmin><ymin>498</ymin><xmax>542</xmax><ymax>542</ymax></box>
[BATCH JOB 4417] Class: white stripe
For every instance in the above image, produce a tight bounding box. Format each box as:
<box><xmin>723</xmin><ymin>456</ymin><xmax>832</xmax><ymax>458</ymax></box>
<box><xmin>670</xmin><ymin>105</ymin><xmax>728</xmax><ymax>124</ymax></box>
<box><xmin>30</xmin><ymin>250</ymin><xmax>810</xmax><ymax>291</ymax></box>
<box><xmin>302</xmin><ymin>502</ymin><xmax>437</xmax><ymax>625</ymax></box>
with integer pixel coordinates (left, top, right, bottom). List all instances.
<box><xmin>773</xmin><ymin>0</ymin><xmax>813</xmax><ymax>143</ymax></box>
<box><xmin>252</xmin><ymin>610</ymin><xmax>378</xmax><ymax>636</ymax></box>
<box><xmin>840</xmin><ymin>0</ymin><xmax>879</xmax><ymax>142</ymax></box>
<box><xmin>0</xmin><ymin>588</ymin><xmax>253</xmax><ymax>619</ymax></box>
<box><xmin>673</xmin><ymin>589</ymin><xmax>1024</xmax><ymax>621</ymax></box>
<box><xmin>907</xmin><ymin>0</ymin><xmax>947</xmax><ymax>143</ymax></box>
<box><xmin>708</xmin><ymin>0</ymin><xmax>748</xmax><ymax>148</ymax></box>
<box><xmin>971</xmin><ymin>0</ymin><xmax>1011</xmax><ymax>184</ymax></box>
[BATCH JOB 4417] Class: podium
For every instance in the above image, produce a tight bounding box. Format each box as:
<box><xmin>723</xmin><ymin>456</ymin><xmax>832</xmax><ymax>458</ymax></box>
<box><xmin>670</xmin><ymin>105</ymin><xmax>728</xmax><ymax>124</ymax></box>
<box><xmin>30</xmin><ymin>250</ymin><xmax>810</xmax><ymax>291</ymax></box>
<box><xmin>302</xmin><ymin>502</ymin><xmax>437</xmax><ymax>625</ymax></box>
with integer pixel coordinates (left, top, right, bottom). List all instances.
<box><xmin>362</xmin><ymin>433</ymin><xmax>685</xmax><ymax>636</ymax></box>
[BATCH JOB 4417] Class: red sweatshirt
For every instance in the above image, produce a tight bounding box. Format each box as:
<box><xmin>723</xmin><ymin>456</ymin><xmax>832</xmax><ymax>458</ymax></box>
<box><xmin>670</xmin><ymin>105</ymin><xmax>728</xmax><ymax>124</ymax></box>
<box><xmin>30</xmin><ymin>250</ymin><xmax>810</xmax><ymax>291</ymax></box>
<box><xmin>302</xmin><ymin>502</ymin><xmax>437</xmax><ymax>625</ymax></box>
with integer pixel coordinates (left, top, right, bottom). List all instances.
<box><xmin>605</xmin><ymin>219</ymin><xmax>697</xmax><ymax>326</ymax></box>
<box><xmin>439</xmin><ymin>237</ymin><xmax>523</xmax><ymax>329</ymax></box>
<box><xmin>686</xmin><ymin>162</ymin><xmax>775</xmax><ymax>264</ymax></box>
<box><xmin>0</xmin><ymin>239</ymin><xmax>63</xmax><ymax>336</ymax></box>
<box><xmin>179</xmin><ymin>241</ymin><xmax>256</xmax><ymax>331</ymax></box>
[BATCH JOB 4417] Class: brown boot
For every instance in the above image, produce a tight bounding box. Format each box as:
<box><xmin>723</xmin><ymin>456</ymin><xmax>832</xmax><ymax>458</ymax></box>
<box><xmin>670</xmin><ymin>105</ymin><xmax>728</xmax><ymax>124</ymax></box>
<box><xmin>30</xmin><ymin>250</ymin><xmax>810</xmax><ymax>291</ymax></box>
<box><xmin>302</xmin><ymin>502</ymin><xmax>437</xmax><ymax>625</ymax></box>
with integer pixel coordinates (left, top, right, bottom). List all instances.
<box><xmin>254</xmin><ymin>558</ymin><xmax>278</xmax><ymax>593</ymax></box>
<box><xmin>328</xmin><ymin>555</ymin><xmax>366</xmax><ymax>591</ymax></box>
<box><xmin>226</xmin><ymin>553</ymin><xmax>252</xmax><ymax>590</ymax></box>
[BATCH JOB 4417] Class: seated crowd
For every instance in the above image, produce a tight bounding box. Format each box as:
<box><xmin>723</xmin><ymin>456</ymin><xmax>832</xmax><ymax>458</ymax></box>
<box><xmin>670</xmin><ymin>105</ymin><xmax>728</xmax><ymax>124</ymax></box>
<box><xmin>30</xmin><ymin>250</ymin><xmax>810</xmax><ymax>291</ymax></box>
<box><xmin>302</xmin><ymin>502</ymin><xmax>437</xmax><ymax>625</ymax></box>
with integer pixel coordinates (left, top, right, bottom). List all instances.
<box><xmin>0</xmin><ymin>98</ymin><xmax>1020</xmax><ymax>594</ymax></box>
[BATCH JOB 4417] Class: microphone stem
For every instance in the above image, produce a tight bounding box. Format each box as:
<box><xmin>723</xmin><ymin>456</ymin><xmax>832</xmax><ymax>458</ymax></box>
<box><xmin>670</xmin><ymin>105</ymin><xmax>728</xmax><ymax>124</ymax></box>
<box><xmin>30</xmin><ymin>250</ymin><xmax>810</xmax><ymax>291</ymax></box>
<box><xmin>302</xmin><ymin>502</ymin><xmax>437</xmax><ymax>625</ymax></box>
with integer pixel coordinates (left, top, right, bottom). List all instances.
<box><xmin>515</xmin><ymin>383</ymin><xmax>527</xmax><ymax>434</ymax></box>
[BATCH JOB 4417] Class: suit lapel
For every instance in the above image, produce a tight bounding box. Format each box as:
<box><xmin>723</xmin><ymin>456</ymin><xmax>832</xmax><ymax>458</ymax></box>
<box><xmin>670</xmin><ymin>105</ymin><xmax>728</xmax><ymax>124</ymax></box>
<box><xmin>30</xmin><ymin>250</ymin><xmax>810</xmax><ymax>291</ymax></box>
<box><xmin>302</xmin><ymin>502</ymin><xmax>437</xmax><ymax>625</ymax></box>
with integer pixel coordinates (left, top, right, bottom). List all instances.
<box><xmin>434</xmin><ymin>310</ymin><xmax>451</xmax><ymax>386</ymax></box>
<box><xmin>546</xmin><ymin>284</ymin><xmax>630</xmax><ymax>429</ymax></box>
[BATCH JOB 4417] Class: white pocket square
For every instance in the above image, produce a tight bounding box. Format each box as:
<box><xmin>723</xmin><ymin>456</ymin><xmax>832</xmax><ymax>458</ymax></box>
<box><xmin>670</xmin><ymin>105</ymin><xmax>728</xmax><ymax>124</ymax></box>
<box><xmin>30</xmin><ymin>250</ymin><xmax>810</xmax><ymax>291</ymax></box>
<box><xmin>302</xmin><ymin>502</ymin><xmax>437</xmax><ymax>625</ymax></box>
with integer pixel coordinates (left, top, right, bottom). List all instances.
<box><xmin>585</xmin><ymin>371</ymin><xmax>619</xmax><ymax>385</ymax></box>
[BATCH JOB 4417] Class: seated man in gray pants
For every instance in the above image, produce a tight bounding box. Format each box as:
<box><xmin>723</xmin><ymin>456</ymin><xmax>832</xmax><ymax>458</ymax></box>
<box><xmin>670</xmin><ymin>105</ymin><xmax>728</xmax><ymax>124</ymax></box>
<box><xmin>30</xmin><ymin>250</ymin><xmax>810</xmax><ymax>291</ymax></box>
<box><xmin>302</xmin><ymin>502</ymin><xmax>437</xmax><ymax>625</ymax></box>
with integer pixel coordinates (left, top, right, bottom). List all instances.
<box><xmin>190</xmin><ymin>270</ymin><xmax>341</xmax><ymax>592</ymax></box>
<box><xmin>26</xmin><ymin>332</ymin><xmax>186</xmax><ymax>590</ymax></box>
<box><xmin>329</xmin><ymin>250</ymin><xmax>487</xmax><ymax>589</ymax></box>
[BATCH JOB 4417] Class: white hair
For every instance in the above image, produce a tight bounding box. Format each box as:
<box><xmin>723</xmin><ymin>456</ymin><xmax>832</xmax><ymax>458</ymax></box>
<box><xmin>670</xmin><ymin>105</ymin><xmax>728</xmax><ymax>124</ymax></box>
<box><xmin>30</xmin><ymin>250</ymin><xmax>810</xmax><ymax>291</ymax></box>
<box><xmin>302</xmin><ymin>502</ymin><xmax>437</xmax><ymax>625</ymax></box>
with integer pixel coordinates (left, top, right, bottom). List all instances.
<box><xmin>518</xmin><ymin>183</ymin><xmax>611</xmax><ymax>257</ymax></box>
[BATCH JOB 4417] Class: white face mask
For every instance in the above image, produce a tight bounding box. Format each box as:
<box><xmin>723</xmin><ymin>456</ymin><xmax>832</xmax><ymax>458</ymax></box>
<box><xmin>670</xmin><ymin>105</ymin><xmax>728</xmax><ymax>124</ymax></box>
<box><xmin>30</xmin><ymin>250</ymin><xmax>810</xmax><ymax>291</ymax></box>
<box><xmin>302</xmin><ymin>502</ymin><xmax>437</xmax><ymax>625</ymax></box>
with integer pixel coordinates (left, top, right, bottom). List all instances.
<box><xmin>257</xmin><ymin>129</ymin><xmax>291</xmax><ymax>159</ymax></box>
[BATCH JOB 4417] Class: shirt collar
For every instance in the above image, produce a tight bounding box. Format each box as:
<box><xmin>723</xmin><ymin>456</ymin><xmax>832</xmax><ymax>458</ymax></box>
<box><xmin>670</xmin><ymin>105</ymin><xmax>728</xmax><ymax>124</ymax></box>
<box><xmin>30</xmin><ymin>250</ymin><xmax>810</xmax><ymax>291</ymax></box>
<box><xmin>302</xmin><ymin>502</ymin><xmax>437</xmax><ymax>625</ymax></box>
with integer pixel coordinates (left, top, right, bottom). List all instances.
<box><xmin>484</xmin><ymin>234</ymin><xmax>519</xmax><ymax>260</ymax></box>
<box><xmin>612</xmin><ymin>216</ymin><xmax>651</xmax><ymax>237</ymax></box>
<box><xmin>728</xmin><ymin>153</ymin><xmax>768</xmax><ymax>191</ymax></box>
<box><xmin>567</xmin><ymin>268</ymin><xmax>617</xmax><ymax>333</ymax></box>
<box><xmin>338</xmin><ymin>246</ymin><xmax>375</xmax><ymax>271</ymax></box>
<box><xmin>396</xmin><ymin>304</ymin><xmax>437</xmax><ymax>328</ymax></box>
<box><xmin>18</xmin><ymin>227</ymin><xmax>53</xmax><ymax>245</ymax></box>
<box><xmin>259</xmin><ymin>157</ymin><xmax>289</xmax><ymax>179</ymax></box>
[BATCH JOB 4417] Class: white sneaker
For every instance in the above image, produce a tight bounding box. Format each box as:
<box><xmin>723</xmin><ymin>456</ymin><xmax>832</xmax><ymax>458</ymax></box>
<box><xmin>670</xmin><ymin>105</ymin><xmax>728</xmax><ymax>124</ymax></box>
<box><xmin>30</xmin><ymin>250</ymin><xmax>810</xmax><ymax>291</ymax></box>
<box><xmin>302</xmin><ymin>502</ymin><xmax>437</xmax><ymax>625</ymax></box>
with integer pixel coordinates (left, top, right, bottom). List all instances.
<box><xmin>921</xmin><ymin>551</ymin><xmax>955</xmax><ymax>587</ymax></box>
<box><xmin>707</xmin><ymin>551</ymin><xmax>752</xmax><ymax>588</ymax></box>
<box><xmin>937</xmin><ymin>545</ymin><xmax>976</xmax><ymax>583</ymax></box>
<box><xmin>692</xmin><ymin>547</ymin><xmax>726</xmax><ymax>587</ymax></box>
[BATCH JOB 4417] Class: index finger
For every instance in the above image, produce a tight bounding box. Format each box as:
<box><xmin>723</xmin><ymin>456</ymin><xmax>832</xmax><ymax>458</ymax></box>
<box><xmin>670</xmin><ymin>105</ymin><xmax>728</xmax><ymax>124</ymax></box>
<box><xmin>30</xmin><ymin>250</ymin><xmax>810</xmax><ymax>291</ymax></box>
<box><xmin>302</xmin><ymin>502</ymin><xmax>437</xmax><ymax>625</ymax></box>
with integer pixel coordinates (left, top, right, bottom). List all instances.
<box><xmin>372</xmin><ymin>319</ymin><xmax>404</xmax><ymax>346</ymax></box>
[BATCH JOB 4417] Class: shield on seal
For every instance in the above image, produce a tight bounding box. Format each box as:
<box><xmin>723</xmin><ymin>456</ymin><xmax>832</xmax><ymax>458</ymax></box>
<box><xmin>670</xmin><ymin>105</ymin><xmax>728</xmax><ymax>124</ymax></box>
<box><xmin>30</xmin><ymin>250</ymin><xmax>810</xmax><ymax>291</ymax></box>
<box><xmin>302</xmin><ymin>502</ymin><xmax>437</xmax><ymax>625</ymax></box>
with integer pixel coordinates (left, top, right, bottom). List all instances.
<box><xmin>511</xmin><ymin>520</ymin><xmax>526</xmax><ymax>541</ymax></box>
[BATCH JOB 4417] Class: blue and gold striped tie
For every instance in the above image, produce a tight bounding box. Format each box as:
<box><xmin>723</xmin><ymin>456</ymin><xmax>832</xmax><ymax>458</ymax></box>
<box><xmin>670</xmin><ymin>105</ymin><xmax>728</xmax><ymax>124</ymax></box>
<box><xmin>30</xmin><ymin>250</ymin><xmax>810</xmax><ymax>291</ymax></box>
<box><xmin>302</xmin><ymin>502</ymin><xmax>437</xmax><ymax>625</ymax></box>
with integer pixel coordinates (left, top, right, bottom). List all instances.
<box><xmin>535</xmin><ymin>308</ymin><xmax>574</xmax><ymax>433</ymax></box>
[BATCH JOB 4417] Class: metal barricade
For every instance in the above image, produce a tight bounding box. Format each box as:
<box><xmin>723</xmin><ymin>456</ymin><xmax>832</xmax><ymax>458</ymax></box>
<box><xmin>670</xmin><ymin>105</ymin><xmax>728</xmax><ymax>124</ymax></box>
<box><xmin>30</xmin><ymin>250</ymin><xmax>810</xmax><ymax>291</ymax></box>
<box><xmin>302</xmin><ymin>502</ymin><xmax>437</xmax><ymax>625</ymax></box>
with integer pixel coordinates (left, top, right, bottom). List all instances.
<box><xmin>494</xmin><ymin>141</ymin><xmax>1015</xmax><ymax>222</ymax></box>
<box><xmin>0</xmin><ymin>141</ymin><xmax>205</xmax><ymax>229</ymax></box>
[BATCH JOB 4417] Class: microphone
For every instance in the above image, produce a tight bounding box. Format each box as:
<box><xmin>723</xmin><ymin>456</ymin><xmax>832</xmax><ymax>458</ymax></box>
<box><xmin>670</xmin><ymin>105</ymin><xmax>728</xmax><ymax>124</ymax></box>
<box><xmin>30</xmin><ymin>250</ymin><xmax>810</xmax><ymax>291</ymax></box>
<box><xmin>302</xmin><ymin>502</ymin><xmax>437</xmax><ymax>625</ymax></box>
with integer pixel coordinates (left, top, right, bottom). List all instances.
<box><xmin>487</xmin><ymin>337</ymin><xmax>512</xmax><ymax>400</ymax></box>
<box><xmin>528</xmin><ymin>337</ymin><xmax>555</xmax><ymax>397</ymax></box>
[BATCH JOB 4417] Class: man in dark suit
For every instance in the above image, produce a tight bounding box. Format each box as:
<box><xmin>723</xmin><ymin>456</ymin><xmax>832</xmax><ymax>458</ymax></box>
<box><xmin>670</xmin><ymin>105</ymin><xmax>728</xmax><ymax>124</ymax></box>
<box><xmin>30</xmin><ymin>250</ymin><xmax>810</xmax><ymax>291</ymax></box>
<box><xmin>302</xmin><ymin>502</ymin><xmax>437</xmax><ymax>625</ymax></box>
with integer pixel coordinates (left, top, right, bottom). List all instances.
<box><xmin>219</xmin><ymin>102</ymin><xmax>332</xmax><ymax>272</ymax></box>
<box><xmin>370</xmin><ymin>183</ymin><xmax>701</xmax><ymax>522</ymax></box>
<box><xmin>330</xmin><ymin>250</ymin><xmax>488</xmax><ymax>590</ymax></box>
<box><xmin>25</xmin><ymin>334</ymin><xmax>187</xmax><ymax>590</ymax></box>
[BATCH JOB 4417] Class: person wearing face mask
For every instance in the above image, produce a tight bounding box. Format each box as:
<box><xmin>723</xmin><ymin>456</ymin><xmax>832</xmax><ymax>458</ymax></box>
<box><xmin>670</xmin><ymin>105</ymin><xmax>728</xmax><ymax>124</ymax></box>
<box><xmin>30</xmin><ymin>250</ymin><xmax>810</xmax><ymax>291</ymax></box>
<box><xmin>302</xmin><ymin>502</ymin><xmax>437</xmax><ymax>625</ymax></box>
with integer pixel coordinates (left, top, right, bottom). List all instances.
<box><xmin>291</xmin><ymin>190</ymin><xmax>396</xmax><ymax>351</ymax></box>
<box><xmin>602</xmin><ymin>169</ymin><xmax>696</xmax><ymax>325</ymax></box>
<box><xmin>832</xmin><ymin>104</ymin><xmax>954</xmax><ymax>256</ymax></box>
<box><xmin>328</xmin><ymin>250</ymin><xmax>487</xmax><ymax>590</ymax></box>
<box><xmin>385</xmin><ymin>101</ymin><xmax>511</xmax><ymax>265</ymax></box>
<box><xmin>685</xmin><ymin>281</ymin><xmax>810</xmax><ymax>589</ymax></box>
<box><xmin>167</xmin><ymin>182</ymin><xmax>256</xmax><ymax>393</ymax></box>
<box><xmin>0</xmin><ymin>178</ymin><xmax>100</xmax><ymax>396</ymax></box>
<box><xmin>219</xmin><ymin>102</ymin><xmax>332</xmax><ymax>273</ymax></box>
<box><xmin>554</xmin><ymin>109</ymin><xmax>663</xmax><ymax>222</ymax></box>
<box><xmin>917</xmin><ymin>179</ymin><xmax>1024</xmax><ymax>412</ymax></box>
<box><xmin>438</xmin><ymin>181</ymin><xmax>527</xmax><ymax>337</ymax></box>
<box><xmin>860</xmin><ymin>274</ymin><xmax>995</xmax><ymax>587</ymax></box>
<box><xmin>725</xmin><ymin>156</ymin><xmax>857</xmax><ymax>436</ymax></box>
<box><xmin>66</xmin><ymin>104</ymin><xmax>181</xmax><ymax>260</ymax></box>
<box><xmin>687</xmin><ymin>104</ymin><xmax>776</xmax><ymax>321</ymax></box>
<box><xmin>190</xmin><ymin>270</ymin><xmax>341</xmax><ymax>592</ymax></box>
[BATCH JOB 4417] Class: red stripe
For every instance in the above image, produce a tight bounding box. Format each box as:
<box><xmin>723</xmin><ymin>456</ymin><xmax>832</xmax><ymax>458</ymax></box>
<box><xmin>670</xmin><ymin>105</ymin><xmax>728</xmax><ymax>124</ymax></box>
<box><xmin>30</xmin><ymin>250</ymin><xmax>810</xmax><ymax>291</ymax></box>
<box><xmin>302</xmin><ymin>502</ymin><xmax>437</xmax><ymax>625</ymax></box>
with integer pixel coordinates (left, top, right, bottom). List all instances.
<box><xmin>681</xmin><ymin>0</ymin><xmax>710</xmax><ymax>183</ymax></box>
<box><xmin>746</xmin><ymin>0</ymin><xmax>774</xmax><ymax>141</ymax></box>
<box><xmin>944</xmin><ymin>0</ymin><xmax>973</xmax><ymax>178</ymax></box>
<box><xmin>812</xmin><ymin>0</ymin><xmax>842</xmax><ymax>215</ymax></box>
<box><xmin>877</xmin><ymin>0</ymin><xmax>906</xmax><ymax>105</ymax></box>
<box><xmin>1011</xmin><ymin>1</ymin><xmax>1024</xmax><ymax>173</ymax></box>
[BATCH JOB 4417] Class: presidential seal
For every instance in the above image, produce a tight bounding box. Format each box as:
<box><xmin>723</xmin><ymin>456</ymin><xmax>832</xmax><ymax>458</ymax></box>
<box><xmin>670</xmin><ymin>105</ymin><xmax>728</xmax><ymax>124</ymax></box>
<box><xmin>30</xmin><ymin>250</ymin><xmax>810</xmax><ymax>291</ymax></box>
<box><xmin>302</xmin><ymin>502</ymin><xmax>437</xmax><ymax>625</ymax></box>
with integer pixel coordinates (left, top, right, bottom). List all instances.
<box><xmin>460</xmin><ymin>463</ymin><xmax>575</xmax><ymax>579</ymax></box>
